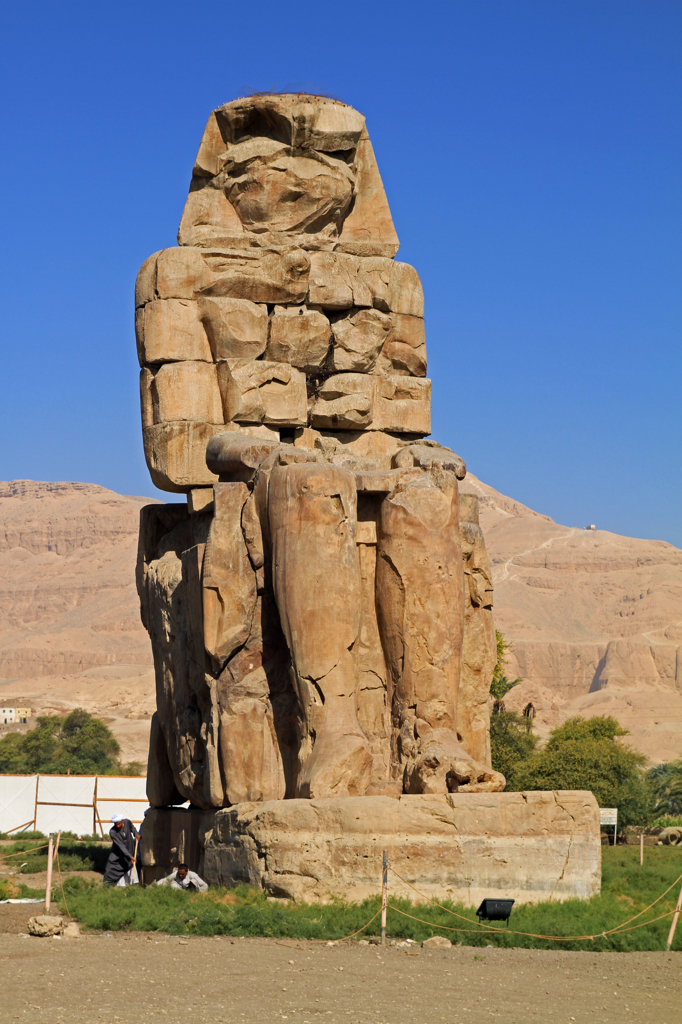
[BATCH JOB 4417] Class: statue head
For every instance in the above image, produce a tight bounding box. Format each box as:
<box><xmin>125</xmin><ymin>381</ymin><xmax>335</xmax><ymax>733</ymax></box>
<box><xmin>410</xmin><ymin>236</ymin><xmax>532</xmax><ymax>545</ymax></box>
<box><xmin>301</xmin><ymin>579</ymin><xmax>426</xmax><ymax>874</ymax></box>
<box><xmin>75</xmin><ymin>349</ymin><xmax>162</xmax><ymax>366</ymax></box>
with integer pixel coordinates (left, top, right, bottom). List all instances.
<box><xmin>179</xmin><ymin>93</ymin><xmax>399</xmax><ymax>257</ymax></box>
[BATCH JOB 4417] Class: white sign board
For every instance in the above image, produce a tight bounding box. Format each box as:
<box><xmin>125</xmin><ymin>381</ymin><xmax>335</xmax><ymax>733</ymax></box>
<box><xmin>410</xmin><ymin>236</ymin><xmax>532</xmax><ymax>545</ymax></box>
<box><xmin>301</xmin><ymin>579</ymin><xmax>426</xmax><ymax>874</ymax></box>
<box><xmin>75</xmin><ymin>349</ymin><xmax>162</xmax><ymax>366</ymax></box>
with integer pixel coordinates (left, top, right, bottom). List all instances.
<box><xmin>600</xmin><ymin>808</ymin><xmax>618</xmax><ymax>845</ymax></box>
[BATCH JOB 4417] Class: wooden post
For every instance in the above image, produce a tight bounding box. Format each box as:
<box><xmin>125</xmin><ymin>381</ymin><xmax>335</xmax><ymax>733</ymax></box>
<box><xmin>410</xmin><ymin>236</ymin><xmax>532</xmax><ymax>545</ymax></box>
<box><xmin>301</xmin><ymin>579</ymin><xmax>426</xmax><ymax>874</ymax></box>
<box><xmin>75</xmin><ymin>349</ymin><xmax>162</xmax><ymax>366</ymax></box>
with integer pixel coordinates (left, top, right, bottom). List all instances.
<box><xmin>33</xmin><ymin>775</ymin><xmax>40</xmax><ymax>834</ymax></box>
<box><xmin>132</xmin><ymin>836</ymin><xmax>140</xmax><ymax>885</ymax></box>
<box><xmin>381</xmin><ymin>849</ymin><xmax>388</xmax><ymax>946</ymax></box>
<box><xmin>640</xmin><ymin>833</ymin><xmax>644</xmax><ymax>866</ymax></box>
<box><xmin>666</xmin><ymin>880</ymin><xmax>682</xmax><ymax>951</ymax></box>
<box><xmin>45</xmin><ymin>833</ymin><xmax>54</xmax><ymax>912</ymax></box>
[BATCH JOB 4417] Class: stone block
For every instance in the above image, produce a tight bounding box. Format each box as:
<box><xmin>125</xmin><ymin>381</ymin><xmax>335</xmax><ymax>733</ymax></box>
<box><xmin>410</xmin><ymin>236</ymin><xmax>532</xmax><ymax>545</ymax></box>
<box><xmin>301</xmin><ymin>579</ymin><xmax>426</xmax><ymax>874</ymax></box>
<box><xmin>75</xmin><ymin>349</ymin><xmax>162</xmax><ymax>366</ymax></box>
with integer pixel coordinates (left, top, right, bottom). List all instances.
<box><xmin>188</xmin><ymin>488</ymin><xmax>214</xmax><ymax>514</ymax></box>
<box><xmin>311</xmin><ymin>374</ymin><xmax>374</xmax><ymax>430</ymax></box>
<box><xmin>387</xmin><ymin>262</ymin><xmax>424</xmax><ymax>317</ymax></box>
<box><xmin>140</xmin><ymin>298</ymin><xmax>213</xmax><ymax>364</ymax></box>
<box><xmin>378</xmin><ymin>313</ymin><xmax>427</xmax><ymax>376</ymax></box>
<box><xmin>311</xmin><ymin>375</ymin><xmax>430</xmax><ymax>434</ymax></box>
<box><xmin>218</xmin><ymin>360</ymin><xmax>307</xmax><ymax>426</ymax></box>
<box><xmin>422</xmin><ymin>936</ymin><xmax>451</xmax><ymax>949</ymax></box>
<box><xmin>198</xmin><ymin>296</ymin><xmax>268</xmax><ymax>360</ymax></box>
<box><xmin>330</xmin><ymin>307</ymin><xmax>392</xmax><ymax>372</ymax></box>
<box><xmin>135</xmin><ymin>250</ymin><xmax>160</xmax><ymax>307</ymax></box>
<box><xmin>140</xmin><ymin>806</ymin><xmax>206</xmax><ymax>883</ymax></box>
<box><xmin>154</xmin><ymin>245</ymin><xmax>310</xmax><ymax>305</ymax></box>
<box><xmin>336</xmin><ymin>130</ymin><xmax>400</xmax><ymax>258</ymax></box>
<box><xmin>139</xmin><ymin>368</ymin><xmax>154</xmax><ymax>429</ymax></box>
<box><xmin>151</xmin><ymin>361</ymin><xmax>224</xmax><ymax>424</ymax></box>
<box><xmin>193</xmin><ymin>111</ymin><xmax>226</xmax><ymax>178</ymax></box>
<box><xmin>307</xmin><ymin>101</ymin><xmax>365</xmax><ymax>152</ymax></box>
<box><xmin>215</xmin><ymin>94</ymin><xmax>365</xmax><ymax>153</ymax></box>
<box><xmin>197</xmin><ymin>792</ymin><xmax>601</xmax><ymax>904</ymax></box>
<box><xmin>357</xmin><ymin>256</ymin><xmax>393</xmax><ymax>312</ymax></box>
<box><xmin>178</xmin><ymin>186</ymin><xmax>244</xmax><ymax>247</ymax></box>
<box><xmin>307</xmin><ymin>252</ymin><xmax>372</xmax><ymax>310</ymax></box>
<box><xmin>356</xmin><ymin>520</ymin><xmax>377</xmax><ymax>544</ymax></box>
<box><xmin>316</xmin><ymin>430</ymin><xmax>406</xmax><ymax>464</ymax></box>
<box><xmin>373</xmin><ymin>377</ymin><xmax>431</xmax><ymax>434</ymax></box>
<box><xmin>205</xmin><ymin>432</ymin><xmax>280</xmax><ymax>477</ymax></box>
<box><xmin>27</xmin><ymin>916</ymin><xmax>64</xmax><ymax>937</ymax></box>
<box><xmin>266</xmin><ymin>305</ymin><xmax>331</xmax><ymax>371</ymax></box>
<box><xmin>156</xmin><ymin>246</ymin><xmax>215</xmax><ymax>299</ymax></box>
<box><xmin>143</xmin><ymin>421</ymin><xmax>227</xmax><ymax>492</ymax></box>
<box><xmin>200</xmin><ymin>247</ymin><xmax>310</xmax><ymax>304</ymax></box>
<box><xmin>63</xmin><ymin>922</ymin><xmax>81</xmax><ymax>938</ymax></box>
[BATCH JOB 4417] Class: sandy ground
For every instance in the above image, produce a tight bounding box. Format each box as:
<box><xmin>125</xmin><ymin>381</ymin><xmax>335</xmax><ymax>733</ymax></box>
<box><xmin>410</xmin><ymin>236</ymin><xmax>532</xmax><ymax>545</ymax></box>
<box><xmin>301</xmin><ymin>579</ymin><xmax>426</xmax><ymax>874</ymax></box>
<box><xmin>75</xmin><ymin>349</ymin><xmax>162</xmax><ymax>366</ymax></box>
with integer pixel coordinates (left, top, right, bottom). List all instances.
<box><xmin>0</xmin><ymin>919</ymin><xmax>679</xmax><ymax>1024</ymax></box>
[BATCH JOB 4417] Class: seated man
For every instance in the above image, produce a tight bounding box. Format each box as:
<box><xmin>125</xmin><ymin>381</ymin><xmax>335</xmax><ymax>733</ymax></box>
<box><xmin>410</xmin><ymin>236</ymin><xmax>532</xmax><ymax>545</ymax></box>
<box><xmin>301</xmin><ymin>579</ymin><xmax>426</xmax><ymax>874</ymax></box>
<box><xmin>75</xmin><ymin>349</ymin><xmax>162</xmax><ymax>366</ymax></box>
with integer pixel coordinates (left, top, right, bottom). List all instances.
<box><xmin>155</xmin><ymin>863</ymin><xmax>208</xmax><ymax>891</ymax></box>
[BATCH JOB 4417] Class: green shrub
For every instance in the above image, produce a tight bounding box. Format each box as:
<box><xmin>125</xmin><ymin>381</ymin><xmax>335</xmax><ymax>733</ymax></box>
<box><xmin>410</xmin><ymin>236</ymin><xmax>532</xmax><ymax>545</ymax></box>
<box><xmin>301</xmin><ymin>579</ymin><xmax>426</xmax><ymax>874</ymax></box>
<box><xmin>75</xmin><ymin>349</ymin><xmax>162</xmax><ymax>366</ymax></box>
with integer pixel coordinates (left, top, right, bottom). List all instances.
<box><xmin>4</xmin><ymin>838</ymin><xmax>110</xmax><ymax>874</ymax></box>
<box><xmin>490</xmin><ymin>710</ymin><xmax>538</xmax><ymax>785</ymax></box>
<box><xmin>647</xmin><ymin>760</ymin><xmax>682</xmax><ymax>818</ymax></box>
<box><xmin>489</xmin><ymin>631</ymin><xmax>521</xmax><ymax>703</ymax></box>
<box><xmin>509</xmin><ymin>716</ymin><xmax>653</xmax><ymax>827</ymax></box>
<box><xmin>0</xmin><ymin>708</ymin><xmax>143</xmax><ymax>776</ymax></box>
<box><xmin>53</xmin><ymin>847</ymin><xmax>682</xmax><ymax>951</ymax></box>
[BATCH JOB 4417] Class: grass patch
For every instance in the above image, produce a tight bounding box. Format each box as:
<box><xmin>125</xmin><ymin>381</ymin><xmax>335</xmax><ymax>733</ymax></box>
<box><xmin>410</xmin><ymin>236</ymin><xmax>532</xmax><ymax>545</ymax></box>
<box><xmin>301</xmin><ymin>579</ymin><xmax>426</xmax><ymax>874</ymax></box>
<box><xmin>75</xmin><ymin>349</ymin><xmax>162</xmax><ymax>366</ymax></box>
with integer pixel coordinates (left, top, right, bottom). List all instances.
<box><xmin>1</xmin><ymin>838</ymin><xmax>110</xmax><ymax>874</ymax></box>
<box><xmin>53</xmin><ymin>846</ymin><xmax>682</xmax><ymax>951</ymax></box>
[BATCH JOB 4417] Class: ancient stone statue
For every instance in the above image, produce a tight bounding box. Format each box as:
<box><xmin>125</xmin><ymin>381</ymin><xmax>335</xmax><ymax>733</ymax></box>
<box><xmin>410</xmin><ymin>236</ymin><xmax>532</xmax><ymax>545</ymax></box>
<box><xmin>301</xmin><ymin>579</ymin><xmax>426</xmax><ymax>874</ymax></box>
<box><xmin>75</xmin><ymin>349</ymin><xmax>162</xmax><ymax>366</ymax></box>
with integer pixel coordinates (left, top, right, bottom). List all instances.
<box><xmin>135</xmin><ymin>94</ymin><xmax>503</xmax><ymax>810</ymax></box>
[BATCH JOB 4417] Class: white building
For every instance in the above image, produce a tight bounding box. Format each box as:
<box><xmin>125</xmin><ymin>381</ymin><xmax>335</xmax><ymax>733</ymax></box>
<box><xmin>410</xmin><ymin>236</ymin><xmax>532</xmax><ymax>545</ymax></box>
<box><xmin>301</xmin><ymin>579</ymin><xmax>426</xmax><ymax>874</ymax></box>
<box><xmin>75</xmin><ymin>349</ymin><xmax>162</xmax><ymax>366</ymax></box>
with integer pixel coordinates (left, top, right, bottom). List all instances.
<box><xmin>1</xmin><ymin>708</ymin><xmax>16</xmax><ymax>724</ymax></box>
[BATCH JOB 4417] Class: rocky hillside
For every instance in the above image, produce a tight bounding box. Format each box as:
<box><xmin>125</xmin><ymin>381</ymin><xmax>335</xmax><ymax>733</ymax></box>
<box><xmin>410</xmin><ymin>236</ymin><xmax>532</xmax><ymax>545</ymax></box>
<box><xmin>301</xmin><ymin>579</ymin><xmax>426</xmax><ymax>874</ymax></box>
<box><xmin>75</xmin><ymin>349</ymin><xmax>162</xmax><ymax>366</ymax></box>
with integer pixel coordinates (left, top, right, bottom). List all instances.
<box><xmin>0</xmin><ymin>481</ymin><xmax>157</xmax><ymax>764</ymax></box>
<box><xmin>1</xmin><ymin>477</ymin><xmax>680</xmax><ymax>766</ymax></box>
<box><xmin>461</xmin><ymin>474</ymin><xmax>682</xmax><ymax>763</ymax></box>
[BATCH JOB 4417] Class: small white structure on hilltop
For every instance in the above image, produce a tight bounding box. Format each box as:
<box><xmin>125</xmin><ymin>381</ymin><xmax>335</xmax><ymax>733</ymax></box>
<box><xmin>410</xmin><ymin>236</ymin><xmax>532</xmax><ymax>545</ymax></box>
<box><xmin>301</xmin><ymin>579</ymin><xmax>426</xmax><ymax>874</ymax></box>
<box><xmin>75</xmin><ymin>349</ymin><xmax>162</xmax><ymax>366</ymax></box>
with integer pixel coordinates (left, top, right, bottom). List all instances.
<box><xmin>586</xmin><ymin>525</ymin><xmax>596</xmax><ymax>531</ymax></box>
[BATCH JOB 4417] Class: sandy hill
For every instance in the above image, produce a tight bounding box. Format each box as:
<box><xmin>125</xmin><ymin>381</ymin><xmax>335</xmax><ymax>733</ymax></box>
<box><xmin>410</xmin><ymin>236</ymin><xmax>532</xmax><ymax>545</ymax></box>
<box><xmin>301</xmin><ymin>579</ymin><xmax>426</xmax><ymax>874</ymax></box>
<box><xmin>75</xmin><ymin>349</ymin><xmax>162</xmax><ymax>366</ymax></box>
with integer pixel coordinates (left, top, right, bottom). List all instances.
<box><xmin>461</xmin><ymin>474</ymin><xmax>682</xmax><ymax>763</ymax></box>
<box><xmin>0</xmin><ymin>481</ymin><xmax>158</xmax><ymax>764</ymax></box>
<box><xmin>1</xmin><ymin>477</ymin><xmax>680</xmax><ymax>766</ymax></box>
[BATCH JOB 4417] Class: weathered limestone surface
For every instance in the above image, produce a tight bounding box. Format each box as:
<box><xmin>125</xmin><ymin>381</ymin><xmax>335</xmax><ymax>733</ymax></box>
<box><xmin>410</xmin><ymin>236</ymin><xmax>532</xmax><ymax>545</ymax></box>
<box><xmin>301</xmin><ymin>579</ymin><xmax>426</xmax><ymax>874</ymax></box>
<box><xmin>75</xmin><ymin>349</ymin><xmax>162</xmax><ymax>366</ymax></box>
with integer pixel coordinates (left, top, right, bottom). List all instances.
<box><xmin>458</xmin><ymin>494</ymin><xmax>496</xmax><ymax>766</ymax></box>
<box><xmin>194</xmin><ymin>792</ymin><xmax>601</xmax><ymax>904</ymax></box>
<box><xmin>136</xmin><ymin>95</ymin><xmax>529</xmax><ymax>832</ymax></box>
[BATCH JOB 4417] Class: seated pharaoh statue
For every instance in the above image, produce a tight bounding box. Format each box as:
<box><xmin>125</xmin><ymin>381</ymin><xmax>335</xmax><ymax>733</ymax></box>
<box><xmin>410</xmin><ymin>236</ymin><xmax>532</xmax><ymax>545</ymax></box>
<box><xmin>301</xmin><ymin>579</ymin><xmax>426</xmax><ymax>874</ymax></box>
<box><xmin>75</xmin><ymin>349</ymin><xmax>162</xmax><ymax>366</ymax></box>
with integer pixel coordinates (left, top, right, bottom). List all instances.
<box><xmin>135</xmin><ymin>94</ymin><xmax>505</xmax><ymax>810</ymax></box>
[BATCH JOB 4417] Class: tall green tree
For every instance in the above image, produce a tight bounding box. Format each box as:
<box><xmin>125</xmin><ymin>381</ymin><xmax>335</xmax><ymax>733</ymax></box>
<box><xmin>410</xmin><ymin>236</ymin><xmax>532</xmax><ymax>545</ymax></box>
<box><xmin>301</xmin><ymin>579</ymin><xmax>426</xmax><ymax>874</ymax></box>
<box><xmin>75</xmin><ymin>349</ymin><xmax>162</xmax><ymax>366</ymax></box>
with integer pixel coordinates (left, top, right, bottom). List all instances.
<box><xmin>0</xmin><ymin>709</ymin><xmax>142</xmax><ymax>776</ymax></box>
<box><xmin>490</xmin><ymin>710</ymin><xmax>538</xmax><ymax>787</ymax></box>
<box><xmin>647</xmin><ymin>759</ymin><xmax>682</xmax><ymax>817</ymax></box>
<box><xmin>511</xmin><ymin>716</ymin><xmax>652</xmax><ymax>826</ymax></box>
<box><xmin>490</xmin><ymin>630</ymin><xmax>522</xmax><ymax>704</ymax></box>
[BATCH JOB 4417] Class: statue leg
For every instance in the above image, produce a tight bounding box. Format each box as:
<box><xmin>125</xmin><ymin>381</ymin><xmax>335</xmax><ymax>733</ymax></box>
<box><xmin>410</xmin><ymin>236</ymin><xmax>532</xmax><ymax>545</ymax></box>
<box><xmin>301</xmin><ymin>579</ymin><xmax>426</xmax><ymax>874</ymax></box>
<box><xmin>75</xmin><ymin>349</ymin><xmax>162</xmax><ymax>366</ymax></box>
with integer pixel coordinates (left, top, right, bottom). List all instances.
<box><xmin>268</xmin><ymin>462</ymin><xmax>373</xmax><ymax>798</ymax></box>
<box><xmin>376</xmin><ymin>466</ymin><xmax>504</xmax><ymax>793</ymax></box>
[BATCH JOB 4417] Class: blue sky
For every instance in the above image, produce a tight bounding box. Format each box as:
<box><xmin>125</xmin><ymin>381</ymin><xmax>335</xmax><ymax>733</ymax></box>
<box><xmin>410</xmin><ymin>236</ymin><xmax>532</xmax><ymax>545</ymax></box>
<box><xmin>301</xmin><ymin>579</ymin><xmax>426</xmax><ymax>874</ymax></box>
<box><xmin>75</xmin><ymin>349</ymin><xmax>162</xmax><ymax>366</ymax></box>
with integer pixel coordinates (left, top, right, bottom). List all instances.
<box><xmin>1</xmin><ymin>0</ymin><xmax>680</xmax><ymax>545</ymax></box>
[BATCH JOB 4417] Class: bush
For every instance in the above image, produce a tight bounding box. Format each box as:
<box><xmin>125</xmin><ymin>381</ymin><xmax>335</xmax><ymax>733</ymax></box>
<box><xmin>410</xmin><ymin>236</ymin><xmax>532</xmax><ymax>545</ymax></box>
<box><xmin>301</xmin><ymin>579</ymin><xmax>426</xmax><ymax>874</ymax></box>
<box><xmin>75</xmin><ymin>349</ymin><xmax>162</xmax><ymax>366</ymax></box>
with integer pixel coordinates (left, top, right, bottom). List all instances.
<box><xmin>511</xmin><ymin>716</ymin><xmax>653</xmax><ymax>826</ymax></box>
<box><xmin>53</xmin><ymin>847</ymin><xmax>682</xmax><ymax>951</ymax></box>
<box><xmin>647</xmin><ymin>760</ymin><xmax>682</xmax><ymax>818</ymax></box>
<box><xmin>0</xmin><ymin>708</ymin><xmax>143</xmax><ymax>776</ymax></box>
<box><xmin>490</xmin><ymin>710</ymin><xmax>538</xmax><ymax>786</ymax></box>
<box><xmin>3</xmin><ymin>837</ymin><xmax>111</xmax><ymax>874</ymax></box>
<box><xmin>489</xmin><ymin>631</ymin><xmax>521</xmax><ymax>704</ymax></box>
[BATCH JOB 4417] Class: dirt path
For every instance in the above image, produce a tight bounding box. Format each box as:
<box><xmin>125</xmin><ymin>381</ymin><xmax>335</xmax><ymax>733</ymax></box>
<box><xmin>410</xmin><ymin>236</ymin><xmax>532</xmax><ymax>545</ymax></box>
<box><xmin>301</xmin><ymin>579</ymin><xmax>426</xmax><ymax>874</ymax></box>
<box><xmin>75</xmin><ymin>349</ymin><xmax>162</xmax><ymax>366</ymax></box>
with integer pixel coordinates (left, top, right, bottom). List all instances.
<box><xmin>0</xmin><ymin>926</ymin><xmax>679</xmax><ymax>1024</ymax></box>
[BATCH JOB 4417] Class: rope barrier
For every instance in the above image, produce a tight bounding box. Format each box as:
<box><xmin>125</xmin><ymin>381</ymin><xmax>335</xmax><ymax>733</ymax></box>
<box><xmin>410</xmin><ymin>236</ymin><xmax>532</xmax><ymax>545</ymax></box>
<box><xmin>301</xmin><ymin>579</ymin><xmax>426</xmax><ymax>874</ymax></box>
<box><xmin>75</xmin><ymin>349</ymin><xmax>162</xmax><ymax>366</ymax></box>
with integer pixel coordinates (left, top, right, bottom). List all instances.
<box><xmin>275</xmin><ymin>906</ymin><xmax>383</xmax><ymax>949</ymax></box>
<box><xmin>387</xmin><ymin>865</ymin><xmax>682</xmax><ymax>943</ymax></box>
<box><xmin>2</xmin><ymin>843</ymin><xmax>51</xmax><ymax>859</ymax></box>
<box><xmin>386</xmin><ymin>901</ymin><xmax>675</xmax><ymax>942</ymax></box>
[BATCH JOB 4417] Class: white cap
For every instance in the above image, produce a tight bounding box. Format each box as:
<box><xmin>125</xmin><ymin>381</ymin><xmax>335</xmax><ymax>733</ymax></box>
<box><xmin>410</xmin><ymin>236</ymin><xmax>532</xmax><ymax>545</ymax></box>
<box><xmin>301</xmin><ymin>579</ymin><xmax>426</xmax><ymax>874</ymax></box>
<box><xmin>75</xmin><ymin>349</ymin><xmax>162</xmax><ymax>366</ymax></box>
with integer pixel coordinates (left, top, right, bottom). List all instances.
<box><xmin>111</xmin><ymin>813</ymin><xmax>124</xmax><ymax>823</ymax></box>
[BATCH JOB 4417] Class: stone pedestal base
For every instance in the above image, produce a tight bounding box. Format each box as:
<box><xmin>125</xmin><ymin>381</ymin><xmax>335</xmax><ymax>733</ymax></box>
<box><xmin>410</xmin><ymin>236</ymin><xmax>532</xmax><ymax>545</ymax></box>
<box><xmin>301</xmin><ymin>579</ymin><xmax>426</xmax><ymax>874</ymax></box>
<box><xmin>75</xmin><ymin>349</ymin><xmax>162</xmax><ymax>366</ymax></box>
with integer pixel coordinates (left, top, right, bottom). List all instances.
<box><xmin>181</xmin><ymin>791</ymin><xmax>598</xmax><ymax>904</ymax></box>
